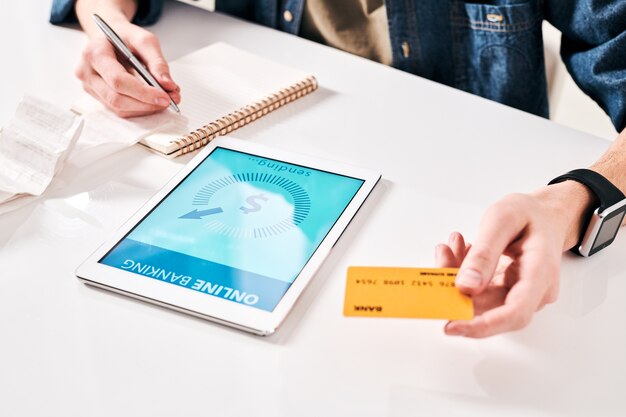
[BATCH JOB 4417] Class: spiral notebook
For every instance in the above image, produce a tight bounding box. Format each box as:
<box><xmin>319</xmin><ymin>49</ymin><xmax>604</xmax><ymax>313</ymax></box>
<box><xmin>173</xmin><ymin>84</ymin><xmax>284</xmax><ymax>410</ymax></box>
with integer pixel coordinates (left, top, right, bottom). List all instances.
<box><xmin>140</xmin><ymin>43</ymin><xmax>317</xmax><ymax>158</ymax></box>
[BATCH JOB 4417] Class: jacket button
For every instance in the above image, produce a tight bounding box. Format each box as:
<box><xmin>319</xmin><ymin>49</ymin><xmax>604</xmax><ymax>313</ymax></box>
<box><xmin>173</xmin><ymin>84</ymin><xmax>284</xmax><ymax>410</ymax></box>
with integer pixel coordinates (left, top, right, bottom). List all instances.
<box><xmin>283</xmin><ymin>10</ymin><xmax>294</xmax><ymax>22</ymax></box>
<box><xmin>401</xmin><ymin>41</ymin><xmax>410</xmax><ymax>58</ymax></box>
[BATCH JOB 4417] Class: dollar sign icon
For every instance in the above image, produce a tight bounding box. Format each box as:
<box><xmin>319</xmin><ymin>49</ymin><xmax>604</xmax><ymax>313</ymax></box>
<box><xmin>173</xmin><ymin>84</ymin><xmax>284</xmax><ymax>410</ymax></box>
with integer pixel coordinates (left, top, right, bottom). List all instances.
<box><xmin>240</xmin><ymin>193</ymin><xmax>269</xmax><ymax>214</ymax></box>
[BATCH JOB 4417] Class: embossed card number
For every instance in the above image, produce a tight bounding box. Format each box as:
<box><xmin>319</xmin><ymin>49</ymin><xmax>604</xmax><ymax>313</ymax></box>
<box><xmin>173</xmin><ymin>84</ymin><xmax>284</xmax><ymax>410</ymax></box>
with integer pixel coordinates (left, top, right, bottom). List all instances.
<box><xmin>343</xmin><ymin>267</ymin><xmax>474</xmax><ymax>320</ymax></box>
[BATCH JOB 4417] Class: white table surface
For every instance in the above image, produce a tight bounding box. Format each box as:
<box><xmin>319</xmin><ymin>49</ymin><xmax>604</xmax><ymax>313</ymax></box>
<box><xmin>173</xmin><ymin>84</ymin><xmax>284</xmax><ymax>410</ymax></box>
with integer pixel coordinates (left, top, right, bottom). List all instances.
<box><xmin>1</xmin><ymin>1</ymin><xmax>625</xmax><ymax>416</ymax></box>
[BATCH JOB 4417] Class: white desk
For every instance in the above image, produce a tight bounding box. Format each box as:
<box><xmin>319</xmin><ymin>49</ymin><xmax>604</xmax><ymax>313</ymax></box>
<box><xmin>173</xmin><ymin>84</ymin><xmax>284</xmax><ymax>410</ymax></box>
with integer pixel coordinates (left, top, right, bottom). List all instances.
<box><xmin>2</xmin><ymin>1</ymin><xmax>625</xmax><ymax>416</ymax></box>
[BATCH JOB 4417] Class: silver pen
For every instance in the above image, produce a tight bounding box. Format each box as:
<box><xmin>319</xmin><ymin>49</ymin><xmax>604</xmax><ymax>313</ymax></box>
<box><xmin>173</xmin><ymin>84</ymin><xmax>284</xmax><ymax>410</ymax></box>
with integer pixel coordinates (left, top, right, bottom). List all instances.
<box><xmin>92</xmin><ymin>13</ymin><xmax>180</xmax><ymax>113</ymax></box>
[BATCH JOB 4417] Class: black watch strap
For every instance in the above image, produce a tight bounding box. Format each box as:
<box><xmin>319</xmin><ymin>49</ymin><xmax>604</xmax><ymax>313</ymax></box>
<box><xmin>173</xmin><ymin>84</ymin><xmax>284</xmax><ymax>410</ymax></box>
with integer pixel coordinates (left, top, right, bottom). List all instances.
<box><xmin>549</xmin><ymin>169</ymin><xmax>625</xmax><ymax>256</ymax></box>
<box><xmin>548</xmin><ymin>169</ymin><xmax>625</xmax><ymax>213</ymax></box>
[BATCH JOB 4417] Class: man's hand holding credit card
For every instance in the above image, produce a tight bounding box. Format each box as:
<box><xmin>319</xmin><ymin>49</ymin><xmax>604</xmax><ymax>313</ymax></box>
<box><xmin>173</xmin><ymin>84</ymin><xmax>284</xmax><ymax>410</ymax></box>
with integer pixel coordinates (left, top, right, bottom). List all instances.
<box><xmin>343</xmin><ymin>267</ymin><xmax>474</xmax><ymax>320</ymax></box>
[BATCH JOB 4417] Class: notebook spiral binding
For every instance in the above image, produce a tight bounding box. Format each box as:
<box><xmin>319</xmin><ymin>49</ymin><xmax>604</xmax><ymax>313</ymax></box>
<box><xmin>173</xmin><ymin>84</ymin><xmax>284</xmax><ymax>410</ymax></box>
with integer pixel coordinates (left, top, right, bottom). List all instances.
<box><xmin>172</xmin><ymin>75</ymin><xmax>318</xmax><ymax>155</ymax></box>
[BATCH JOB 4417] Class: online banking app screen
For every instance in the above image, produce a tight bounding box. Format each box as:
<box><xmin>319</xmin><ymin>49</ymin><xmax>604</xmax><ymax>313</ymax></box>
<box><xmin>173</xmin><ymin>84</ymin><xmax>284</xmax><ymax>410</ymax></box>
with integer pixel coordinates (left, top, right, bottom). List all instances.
<box><xmin>100</xmin><ymin>148</ymin><xmax>364</xmax><ymax>311</ymax></box>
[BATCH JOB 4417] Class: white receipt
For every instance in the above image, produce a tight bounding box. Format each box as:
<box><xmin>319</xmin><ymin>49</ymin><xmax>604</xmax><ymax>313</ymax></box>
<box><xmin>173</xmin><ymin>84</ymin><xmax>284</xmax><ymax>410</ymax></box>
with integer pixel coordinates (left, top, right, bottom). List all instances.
<box><xmin>0</xmin><ymin>95</ymin><xmax>83</xmax><ymax>199</ymax></box>
<box><xmin>0</xmin><ymin>94</ymin><xmax>179</xmax><ymax>214</ymax></box>
<box><xmin>69</xmin><ymin>95</ymin><xmax>181</xmax><ymax>167</ymax></box>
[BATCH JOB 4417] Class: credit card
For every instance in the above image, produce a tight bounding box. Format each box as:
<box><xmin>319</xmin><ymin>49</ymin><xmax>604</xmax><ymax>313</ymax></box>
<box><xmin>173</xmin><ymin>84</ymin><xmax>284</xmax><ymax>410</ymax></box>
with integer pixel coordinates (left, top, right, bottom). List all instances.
<box><xmin>343</xmin><ymin>267</ymin><xmax>473</xmax><ymax>320</ymax></box>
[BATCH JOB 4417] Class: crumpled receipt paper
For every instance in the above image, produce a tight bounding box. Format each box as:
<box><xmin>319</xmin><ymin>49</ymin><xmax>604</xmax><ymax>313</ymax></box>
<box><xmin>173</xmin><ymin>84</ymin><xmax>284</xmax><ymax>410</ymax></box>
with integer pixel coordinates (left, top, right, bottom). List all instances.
<box><xmin>0</xmin><ymin>95</ymin><xmax>177</xmax><ymax>215</ymax></box>
<box><xmin>0</xmin><ymin>95</ymin><xmax>83</xmax><ymax>205</ymax></box>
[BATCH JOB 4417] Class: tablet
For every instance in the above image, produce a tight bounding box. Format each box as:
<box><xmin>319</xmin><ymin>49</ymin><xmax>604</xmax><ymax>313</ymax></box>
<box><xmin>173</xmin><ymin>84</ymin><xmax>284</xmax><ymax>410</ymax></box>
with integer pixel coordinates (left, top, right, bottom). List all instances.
<box><xmin>76</xmin><ymin>138</ymin><xmax>381</xmax><ymax>335</ymax></box>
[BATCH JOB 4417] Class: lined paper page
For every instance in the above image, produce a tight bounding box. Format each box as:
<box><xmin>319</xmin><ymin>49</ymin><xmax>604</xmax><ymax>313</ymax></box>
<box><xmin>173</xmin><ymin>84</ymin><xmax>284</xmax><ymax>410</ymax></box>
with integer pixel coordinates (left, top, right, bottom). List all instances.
<box><xmin>141</xmin><ymin>43</ymin><xmax>311</xmax><ymax>154</ymax></box>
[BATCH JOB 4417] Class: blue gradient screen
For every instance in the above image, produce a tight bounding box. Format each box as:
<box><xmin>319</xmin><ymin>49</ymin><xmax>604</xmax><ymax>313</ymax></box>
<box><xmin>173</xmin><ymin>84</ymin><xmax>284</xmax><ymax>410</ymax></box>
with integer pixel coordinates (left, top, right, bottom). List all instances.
<box><xmin>100</xmin><ymin>147</ymin><xmax>364</xmax><ymax>312</ymax></box>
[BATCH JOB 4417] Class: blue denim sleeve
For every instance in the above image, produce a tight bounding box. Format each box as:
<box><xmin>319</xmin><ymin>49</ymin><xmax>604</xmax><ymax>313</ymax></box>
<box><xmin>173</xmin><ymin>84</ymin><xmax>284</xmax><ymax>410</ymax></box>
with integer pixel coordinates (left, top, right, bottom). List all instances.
<box><xmin>50</xmin><ymin>0</ymin><xmax>164</xmax><ymax>26</ymax></box>
<box><xmin>546</xmin><ymin>0</ymin><xmax>626</xmax><ymax>132</ymax></box>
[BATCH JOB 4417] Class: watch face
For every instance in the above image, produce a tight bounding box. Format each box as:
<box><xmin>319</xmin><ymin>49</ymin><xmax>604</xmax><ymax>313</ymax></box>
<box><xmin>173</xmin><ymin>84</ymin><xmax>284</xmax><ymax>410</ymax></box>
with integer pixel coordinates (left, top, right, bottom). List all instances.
<box><xmin>589</xmin><ymin>204</ymin><xmax>626</xmax><ymax>256</ymax></box>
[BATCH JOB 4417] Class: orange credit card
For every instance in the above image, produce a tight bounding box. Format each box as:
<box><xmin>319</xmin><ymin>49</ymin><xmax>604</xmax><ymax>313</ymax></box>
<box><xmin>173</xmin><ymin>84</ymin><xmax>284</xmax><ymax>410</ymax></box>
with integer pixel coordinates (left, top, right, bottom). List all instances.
<box><xmin>343</xmin><ymin>267</ymin><xmax>474</xmax><ymax>320</ymax></box>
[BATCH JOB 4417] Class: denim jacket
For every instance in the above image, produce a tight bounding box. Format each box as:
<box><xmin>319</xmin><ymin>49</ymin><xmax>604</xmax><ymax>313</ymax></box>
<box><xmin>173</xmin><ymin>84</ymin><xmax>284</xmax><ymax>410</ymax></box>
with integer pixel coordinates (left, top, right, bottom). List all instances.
<box><xmin>51</xmin><ymin>0</ymin><xmax>626</xmax><ymax>131</ymax></box>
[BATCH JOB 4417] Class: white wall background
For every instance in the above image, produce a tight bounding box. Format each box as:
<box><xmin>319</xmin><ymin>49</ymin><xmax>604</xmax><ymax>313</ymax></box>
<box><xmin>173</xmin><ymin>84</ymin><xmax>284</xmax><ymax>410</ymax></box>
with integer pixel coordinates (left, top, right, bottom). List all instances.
<box><xmin>543</xmin><ymin>22</ymin><xmax>618</xmax><ymax>141</ymax></box>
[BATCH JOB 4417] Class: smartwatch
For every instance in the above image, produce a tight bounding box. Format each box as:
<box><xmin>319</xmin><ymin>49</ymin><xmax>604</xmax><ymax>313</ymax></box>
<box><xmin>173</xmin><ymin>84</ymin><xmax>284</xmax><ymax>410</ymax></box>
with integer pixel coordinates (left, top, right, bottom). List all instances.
<box><xmin>549</xmin><ymin>169</ymin><xmax>626</xmax><ymax>257</ymax></box>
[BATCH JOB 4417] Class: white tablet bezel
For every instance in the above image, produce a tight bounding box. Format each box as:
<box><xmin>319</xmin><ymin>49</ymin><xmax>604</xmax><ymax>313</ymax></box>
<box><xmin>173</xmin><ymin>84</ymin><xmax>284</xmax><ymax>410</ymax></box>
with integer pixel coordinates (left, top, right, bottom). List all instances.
<box><xmin>76</xmin><ymin>137</ymin><xmax>381</xmax><ymax>335</ymax></box>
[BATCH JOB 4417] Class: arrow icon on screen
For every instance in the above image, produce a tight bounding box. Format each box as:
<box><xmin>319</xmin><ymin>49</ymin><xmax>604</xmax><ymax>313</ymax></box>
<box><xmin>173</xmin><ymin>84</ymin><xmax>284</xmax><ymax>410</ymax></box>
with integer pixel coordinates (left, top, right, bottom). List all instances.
<box><xmin>178</xmin><ymin>207</ymin><xmax>223</xmax><ymax>219</ymax></box>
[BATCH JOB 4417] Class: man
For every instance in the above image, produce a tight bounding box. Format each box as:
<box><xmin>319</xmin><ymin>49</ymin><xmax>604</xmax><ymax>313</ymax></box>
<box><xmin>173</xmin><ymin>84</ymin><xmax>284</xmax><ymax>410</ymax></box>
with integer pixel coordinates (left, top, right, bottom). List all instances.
<box><xmin>50</xmin><ymin>0</ymin><xmax>626</xmax><ymax>337</ymax></box>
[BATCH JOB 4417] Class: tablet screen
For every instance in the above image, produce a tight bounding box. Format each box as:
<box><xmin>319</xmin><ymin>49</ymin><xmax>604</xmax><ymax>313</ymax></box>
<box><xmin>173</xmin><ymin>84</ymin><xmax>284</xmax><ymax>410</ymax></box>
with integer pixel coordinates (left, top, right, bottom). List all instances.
<box><xmin>100</xmin><ymin>147</ymin><xmax>364</xmax><ymax>312</ymax></box>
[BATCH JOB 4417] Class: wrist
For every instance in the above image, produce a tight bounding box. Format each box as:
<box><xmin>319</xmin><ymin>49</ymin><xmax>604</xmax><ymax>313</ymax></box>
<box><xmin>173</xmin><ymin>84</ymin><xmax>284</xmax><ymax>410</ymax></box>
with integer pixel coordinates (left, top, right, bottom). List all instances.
<box><xmin>533</xmin><ymin>180</ymin><xmax>597</xmax><ymax>251</ymax></box>
<box><xmin>76</xmin><ymin>0</ymin><xmax>138</xmax><ymax>38</ymax></box>
<box><xmin>589</xmin><ymin>129</ymin><xmax>626</xmax><ymax>196</ymax></box>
